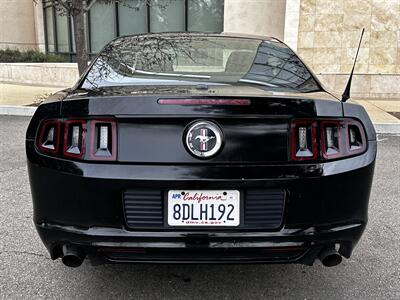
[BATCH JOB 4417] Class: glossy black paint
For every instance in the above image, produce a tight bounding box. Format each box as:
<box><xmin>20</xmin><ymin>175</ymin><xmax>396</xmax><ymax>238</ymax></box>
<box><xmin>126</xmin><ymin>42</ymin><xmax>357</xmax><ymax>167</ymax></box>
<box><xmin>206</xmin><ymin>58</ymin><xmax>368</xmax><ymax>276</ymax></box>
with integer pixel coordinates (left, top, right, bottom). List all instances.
<box><xmin>26</xmin><ymin>95</ymin><xmax>376</xmax><ymax>265</ymax></box>
<box><xmin>26</xmin><ymin>33</ymin><xmax>377</xmax><ymax>266</ymax></box>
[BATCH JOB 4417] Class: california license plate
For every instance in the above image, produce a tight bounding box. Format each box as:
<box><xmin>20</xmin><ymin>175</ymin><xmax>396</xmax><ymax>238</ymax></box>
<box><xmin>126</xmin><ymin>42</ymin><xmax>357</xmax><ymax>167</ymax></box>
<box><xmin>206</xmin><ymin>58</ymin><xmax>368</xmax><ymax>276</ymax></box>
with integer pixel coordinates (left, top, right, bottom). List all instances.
<box><xmin>167</xmin><ymin>190</ymin><xmax>240</xmax><ymax>226</ymax></box>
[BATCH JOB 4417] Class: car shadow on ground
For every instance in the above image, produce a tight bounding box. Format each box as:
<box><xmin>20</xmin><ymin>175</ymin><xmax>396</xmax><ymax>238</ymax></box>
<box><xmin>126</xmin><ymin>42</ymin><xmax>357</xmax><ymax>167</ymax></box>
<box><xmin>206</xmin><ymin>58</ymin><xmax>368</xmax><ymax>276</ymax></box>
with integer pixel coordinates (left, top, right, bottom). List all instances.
<box><xmin>53</xmin><ymin>260</ymin><xmax>360</xmax><ymax>299</ymax></box>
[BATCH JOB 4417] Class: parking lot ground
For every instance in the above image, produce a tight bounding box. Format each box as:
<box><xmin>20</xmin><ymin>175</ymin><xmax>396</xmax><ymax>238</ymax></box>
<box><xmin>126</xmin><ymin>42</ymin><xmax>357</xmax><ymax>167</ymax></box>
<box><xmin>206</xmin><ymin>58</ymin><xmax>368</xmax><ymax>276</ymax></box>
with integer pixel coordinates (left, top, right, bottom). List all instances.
<box><xmin>0</xmin><ymin>116</ymin><xmax>399</xmax><ymax>299</ymax></box>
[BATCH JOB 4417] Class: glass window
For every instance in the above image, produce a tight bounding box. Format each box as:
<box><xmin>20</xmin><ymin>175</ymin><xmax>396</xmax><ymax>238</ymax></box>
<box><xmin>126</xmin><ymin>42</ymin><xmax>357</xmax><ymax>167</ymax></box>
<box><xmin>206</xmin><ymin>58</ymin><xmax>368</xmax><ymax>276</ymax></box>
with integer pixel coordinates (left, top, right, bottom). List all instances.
<box><xmin>90</xmin><ymin>3</ymin><xmax>116</xmax><ymax>53</ymax></box>
<box><xmin>82</xmin><ymin>34</ymin><xmax>322</xmax><ymax>93</ymax></box>
<box><xmin>45</xmin><ymin>8</ymin><xmax>55</xmax><ymax>52</ymax></box>
<box><xmin>188</xmin><ymin>0</ymin><xmax>224</xmax><ymax>32</ymax></box>
<box><xmin>56</xmin><ymin>14</ymin><xmax>69</xmax><ymax>52</ymax></box>
<box><xmin>242</xmin><ymin>41</ymin><xmax>319</xmax><ymax>91</ymax></box>
<box><xmin>118</xmin><ymin>0</ymin><xmax>147</xmax><ymax>35</ymax></box>
<box><xmin>150</xmin><ymin>0</ymin><xmax>185</xmax><ymax>32</ymax></box>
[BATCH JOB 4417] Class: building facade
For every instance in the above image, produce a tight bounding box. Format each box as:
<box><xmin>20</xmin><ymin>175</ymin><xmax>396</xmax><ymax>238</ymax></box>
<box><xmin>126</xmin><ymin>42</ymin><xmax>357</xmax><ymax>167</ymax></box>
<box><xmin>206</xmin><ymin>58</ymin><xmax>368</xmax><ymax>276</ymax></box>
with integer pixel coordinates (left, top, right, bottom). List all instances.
<box><xmin>1</xmin><ymin>0</ymin><xmax>399</xmax><ymax>98</ymax></box>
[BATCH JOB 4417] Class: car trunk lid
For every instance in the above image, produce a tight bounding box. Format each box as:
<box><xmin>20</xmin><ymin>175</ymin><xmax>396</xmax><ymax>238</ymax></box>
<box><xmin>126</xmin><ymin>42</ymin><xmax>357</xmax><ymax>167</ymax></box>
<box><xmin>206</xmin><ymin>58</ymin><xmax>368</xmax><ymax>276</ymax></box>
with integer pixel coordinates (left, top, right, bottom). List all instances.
<box><xmin>61</xmin><ymin>92</ymin><xmax>342</xmax><ymax>164</ymax></box>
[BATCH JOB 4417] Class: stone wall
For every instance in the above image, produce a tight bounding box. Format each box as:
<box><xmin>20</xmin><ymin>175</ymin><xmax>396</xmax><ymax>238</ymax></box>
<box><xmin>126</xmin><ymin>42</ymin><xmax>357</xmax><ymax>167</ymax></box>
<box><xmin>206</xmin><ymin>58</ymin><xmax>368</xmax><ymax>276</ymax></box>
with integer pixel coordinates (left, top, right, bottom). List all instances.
<box><xmin>0</xmin><ymin>63</ymin><xmax>79</xmax><ymax>87</ymax></box>
<box><xmin>0</xmin><ymin>0</ymin><xmax>37</xmax><ymax>50</ymax></box>
<box><xmin>284</xmin><ymin>0</ymin><xmax>301</xmax><ymax>50</ymax></box>
<box><xmin>33</xmin><ymin>1</ymin><xmax>46</xmax><ymax>52</ymax></box>
<box><xmin>297</xmin><ymin>0</ymin><xmax>400</xmax><ymax>98</ymax></box>
<box><xmin>224</xmin><ymin>0</ymin><xmax>287</xmax><ymax>40</ymax></box>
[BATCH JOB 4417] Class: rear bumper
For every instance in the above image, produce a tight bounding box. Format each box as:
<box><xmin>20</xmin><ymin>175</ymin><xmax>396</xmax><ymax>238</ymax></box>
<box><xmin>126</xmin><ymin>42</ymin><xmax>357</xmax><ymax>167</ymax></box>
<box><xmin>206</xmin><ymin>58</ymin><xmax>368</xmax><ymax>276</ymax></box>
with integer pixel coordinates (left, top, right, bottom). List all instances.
<box><xmin>36</xmin><ymin>222</ymin><xmax>365</xmax><ymax>265</ymax></box>
<box><xmin>27</xmin><ymin>140</ymin><xmax>376</xmax><ymax>265</ymax></box>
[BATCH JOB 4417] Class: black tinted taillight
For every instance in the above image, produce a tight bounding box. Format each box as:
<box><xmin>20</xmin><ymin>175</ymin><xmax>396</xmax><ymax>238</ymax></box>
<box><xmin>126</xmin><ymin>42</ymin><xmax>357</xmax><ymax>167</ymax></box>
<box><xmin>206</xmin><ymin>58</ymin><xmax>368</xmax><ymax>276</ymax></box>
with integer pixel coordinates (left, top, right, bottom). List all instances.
<box><xmin>291</xmin><ymin>120</ymin><xmax>317</xmax><ymax>161</ymax></box>
<box><xmin>36</xmin><ymin>117</ymin><xmax>117</xmax><ymax>161</ymax></box>
<box><xmin>63</xmin><ymin>120</ymin><xmax>86</xmax><ymax>159</ymax></box>
<box><xmin>346</xmin><ymin>121</ymin><xmax>366</xmax><ymax>154</ymax></box>
<box><xmin>291</xmin><ymin>118</ymin><xmax>366</xmax><ymax>162</ymax></box>
<box><xmin>37</xmin><ymin>120</ymin><xmax>61</xmax><ymax>154</ymax></box>
<box><xmin>321</xmin><ymin>121</ymin><xmax>342</xmax><ymax>159</ymax></box>
<box><xmin>89</xmin><ymin>119</ymin><xmax>117</xmax><ymax>160</ymax></box>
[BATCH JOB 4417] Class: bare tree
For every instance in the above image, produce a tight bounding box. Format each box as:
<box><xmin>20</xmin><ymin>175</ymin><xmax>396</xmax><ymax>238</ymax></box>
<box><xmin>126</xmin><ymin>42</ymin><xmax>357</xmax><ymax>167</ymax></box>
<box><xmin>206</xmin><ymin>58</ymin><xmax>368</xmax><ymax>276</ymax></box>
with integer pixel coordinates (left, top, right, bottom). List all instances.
<box><xmin>83</xmin><ymin>33</ymin><xmax>200</xmax><ymax>89</ymax></box>
<box><xmin>33</xmin><ymin>0</ymin><xmax>172</xmax><ymax>75</ymax></box>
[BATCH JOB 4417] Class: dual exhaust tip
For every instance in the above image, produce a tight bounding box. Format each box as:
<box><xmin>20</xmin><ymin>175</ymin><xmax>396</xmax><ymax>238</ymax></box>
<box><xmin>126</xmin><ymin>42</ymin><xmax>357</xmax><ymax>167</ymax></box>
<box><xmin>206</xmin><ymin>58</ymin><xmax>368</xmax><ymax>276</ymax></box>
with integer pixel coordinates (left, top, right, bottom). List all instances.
<box><xmin>61</xmin><ymin>245</ymin><xmax>85</xmax><ymax>268</ymax></box>
<box><xmin>318</xmin><ymin>247</ymin><xmax>343</xmax><ymax>267</ymax></box>
<box><xmin>59</xmin><ymin>245</ymin><xmax>342</xmax><ymax>268</ymax></box>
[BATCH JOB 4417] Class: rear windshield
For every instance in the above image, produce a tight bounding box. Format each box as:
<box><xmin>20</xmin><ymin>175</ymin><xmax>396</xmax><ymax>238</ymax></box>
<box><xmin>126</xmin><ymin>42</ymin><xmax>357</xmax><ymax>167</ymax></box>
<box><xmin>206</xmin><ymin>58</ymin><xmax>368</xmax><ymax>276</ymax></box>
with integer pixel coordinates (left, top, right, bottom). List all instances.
<box><xmin>81</xmin><ymin>34</ymin><xmax>321</xmax><ymax>93</ymax></box>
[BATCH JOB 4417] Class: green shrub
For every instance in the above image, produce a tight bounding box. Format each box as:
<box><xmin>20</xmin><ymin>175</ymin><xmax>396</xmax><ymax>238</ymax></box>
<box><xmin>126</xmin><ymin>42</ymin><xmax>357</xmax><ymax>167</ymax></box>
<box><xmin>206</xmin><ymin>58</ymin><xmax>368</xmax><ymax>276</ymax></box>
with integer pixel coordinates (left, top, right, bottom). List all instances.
<box><xmin>0</xmin><ymin>48</ymin><xmax>65</xmax><ymax>63</ymax></box>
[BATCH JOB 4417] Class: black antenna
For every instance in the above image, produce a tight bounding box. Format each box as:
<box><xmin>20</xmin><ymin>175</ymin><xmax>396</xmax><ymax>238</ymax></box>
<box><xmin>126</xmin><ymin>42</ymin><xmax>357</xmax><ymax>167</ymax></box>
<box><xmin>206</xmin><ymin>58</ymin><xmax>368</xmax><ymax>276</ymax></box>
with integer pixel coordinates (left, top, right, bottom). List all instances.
<box><xmin>342</xmin><ymin>28</ymin><xmax>365</xmax><ymax>102</ymax></box>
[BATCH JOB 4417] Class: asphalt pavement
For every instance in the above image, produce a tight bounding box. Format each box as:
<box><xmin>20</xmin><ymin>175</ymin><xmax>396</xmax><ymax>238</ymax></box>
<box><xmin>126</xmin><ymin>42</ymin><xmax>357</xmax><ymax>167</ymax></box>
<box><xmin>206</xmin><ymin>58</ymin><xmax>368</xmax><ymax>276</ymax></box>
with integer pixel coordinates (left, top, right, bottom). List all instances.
<box><xmin>0</xmin><ymin>116</ymin><xmax>399</xmax><ymax>300</ymax></box>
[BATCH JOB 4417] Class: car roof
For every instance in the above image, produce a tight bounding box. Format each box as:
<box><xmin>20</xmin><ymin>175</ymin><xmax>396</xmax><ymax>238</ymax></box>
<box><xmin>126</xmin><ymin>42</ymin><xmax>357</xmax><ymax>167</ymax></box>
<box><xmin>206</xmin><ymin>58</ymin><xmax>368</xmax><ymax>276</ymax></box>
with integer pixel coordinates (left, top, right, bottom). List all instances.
<box><xmin>111</xmin><ymin>32</ymin><xmax>281</xmax><ymax>44</ymax></box>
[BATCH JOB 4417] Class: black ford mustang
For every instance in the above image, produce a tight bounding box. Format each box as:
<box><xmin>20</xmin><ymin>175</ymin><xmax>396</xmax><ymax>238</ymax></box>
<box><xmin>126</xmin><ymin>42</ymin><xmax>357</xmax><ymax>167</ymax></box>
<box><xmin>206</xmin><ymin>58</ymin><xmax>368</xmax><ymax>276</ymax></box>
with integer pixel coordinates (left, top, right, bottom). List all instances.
<box><xmin>26</xmin><ymin>33</ymin><xmax>376</xmax><ymax>268</ymax></box>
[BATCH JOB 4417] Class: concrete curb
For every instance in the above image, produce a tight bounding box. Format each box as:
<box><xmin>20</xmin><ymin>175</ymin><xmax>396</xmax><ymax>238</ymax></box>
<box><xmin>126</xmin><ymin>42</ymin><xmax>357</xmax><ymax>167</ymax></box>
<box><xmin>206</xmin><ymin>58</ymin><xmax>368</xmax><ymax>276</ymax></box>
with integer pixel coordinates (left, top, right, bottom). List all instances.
<box><xmin>374</xmin><ymin>123</ymin><xmax>400</xmax><ymax>134</ymax></box>
<box><xmin>0</xmin><ymin>105</ymin><xmax>400</xmax><ymax>134</ymax></box>
<box><xmin>0</xmin><ymin>105</ymin><xmax>37</xmax><ymax>116</ymax></box>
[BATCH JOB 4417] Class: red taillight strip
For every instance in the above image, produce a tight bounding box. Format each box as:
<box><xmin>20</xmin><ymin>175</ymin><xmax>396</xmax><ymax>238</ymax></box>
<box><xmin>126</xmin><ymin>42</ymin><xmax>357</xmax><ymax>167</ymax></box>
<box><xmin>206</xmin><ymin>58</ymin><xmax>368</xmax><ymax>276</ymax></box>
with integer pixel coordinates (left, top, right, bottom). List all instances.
<box><xmin>36</xmin><ymin>119</ymin><xmax>61</xmax><ymax>154</ymax></box>
<box><xmin>320</xmin><ymin>120</ymin><xmax>342</xmax><ymax>159</ymax></box>
<box><xmin>63</xmin><ymin>119</ymin><xmax>87</xmax><ymax>159</ymax></box>
<box><xmin>89</xmin><ymin>119</ymin><xmax>117</xmax><ymax>161</ymax></box>
<box><xmin>158</xmin><ymin>99</ymin><xmax>251</xmax><ymax>106</ymax></box>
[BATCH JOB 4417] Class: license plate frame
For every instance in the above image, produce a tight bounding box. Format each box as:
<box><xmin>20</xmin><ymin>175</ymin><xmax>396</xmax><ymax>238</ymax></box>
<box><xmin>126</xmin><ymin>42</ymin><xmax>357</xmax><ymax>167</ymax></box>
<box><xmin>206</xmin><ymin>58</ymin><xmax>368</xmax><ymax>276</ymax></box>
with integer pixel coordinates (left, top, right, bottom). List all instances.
<box><xmin>167</xmin><ymin>190</ymin><xmax>240</xmax><ymax>227</ymax></box>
